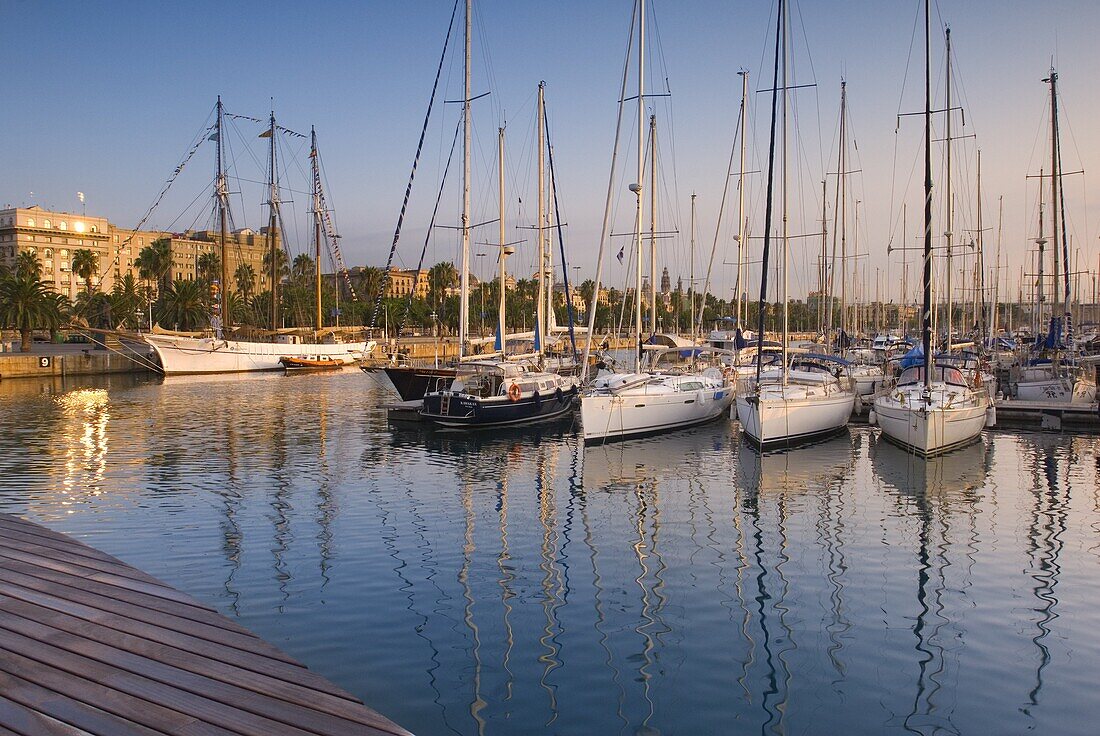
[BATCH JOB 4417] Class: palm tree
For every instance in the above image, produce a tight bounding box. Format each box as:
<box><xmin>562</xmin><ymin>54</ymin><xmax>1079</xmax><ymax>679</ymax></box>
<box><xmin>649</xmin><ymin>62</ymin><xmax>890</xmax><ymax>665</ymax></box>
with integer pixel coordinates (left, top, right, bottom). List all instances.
<box><xmin>156</xmin><ymin>279</ymin><xmax>208</xmax><ymax>331</ymax></box>
<box><xmin>291</xmin><ymin>253</ymin><xmax>315</xmax><ymax>282</ymax></box>
<box><xmin>71</xmin><ymin>249</ymin><xmax>99</xmax><ymax>294</ymax></box>
<box><xmin>15</xmin><ymin>250</ymin><xmax>42</xmax><ymax>279</ymax></box>
<box><xmin>234</xmin><ymin>263</ymin><xmax>256</xmax><ymax>301</ymax></box>
<box><xmin>110</xmin><ymin>273</ymin><xmax>143</xmax><ymax>329</ymax></box>
<box><xmin>428</xmin><ymin>261</ymin><xmax>458</xmax><ymax>309</ymax></box>
<box><xmin>196</xmin><ymin>250</ymin><xmax>221</xmax><ymax>285</ymax></box>
<box><xmin>262</xmin><ymin>248</ymin><xmax>289</xmax><ymax>283</ymax></box>
<box><xmin>0</xmin><ymin>271</ymin><xmax>67</xmax><ymax>351</ymax></box>
<box><xmin>353</xmin><ymin>266</ymin><xmax>384</xmax><ymax>303</ymax></box>
<box><xmin>135</xmin><ymin>238</ymin><xmax>173</xmax><ymax>296</ymax></box>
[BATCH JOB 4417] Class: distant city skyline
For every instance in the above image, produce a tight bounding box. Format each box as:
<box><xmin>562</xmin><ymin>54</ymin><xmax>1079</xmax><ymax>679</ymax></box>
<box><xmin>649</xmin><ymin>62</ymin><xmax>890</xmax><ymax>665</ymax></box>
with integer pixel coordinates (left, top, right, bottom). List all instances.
<box><xmin>5</xmin><ymin>0</ymin><xmax>1100</xmax><ymax>305</ymax></box>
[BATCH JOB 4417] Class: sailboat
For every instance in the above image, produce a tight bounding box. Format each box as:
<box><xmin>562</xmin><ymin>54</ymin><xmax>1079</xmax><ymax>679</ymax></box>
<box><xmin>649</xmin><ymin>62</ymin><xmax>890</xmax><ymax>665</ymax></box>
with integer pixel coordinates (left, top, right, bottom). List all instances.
<box><xmin>579</xmin><ymin>0</ymin><xmax>734</xmax><ymax>444</ymax></box>
<box><xmin>420</xmin><ymin>81</ymin><xmax>579</xmax><ymax>427</ymax></box>
<box><xmin>734</xmin><ymin>0</ymin><xmax>855</xmax><ymax>449</ymax></box>
<box><xmin>872</xmin><ymin>7</ymin><xmax>990</xmax><ymax>456</ymax></box>
<box><xmin>829</xmin><ymin>81</ymin><xmax>884</xmax><ymax>398</ymax></box>
<box><xmin>144</xmin><ymin>102</ymin><xmax>368</xmax><ymax>374</ymax></box>
<box><xmin>1012</xmin><ymin>67</ymin><xmax>1096</xmax><ymax>404</ymax></box>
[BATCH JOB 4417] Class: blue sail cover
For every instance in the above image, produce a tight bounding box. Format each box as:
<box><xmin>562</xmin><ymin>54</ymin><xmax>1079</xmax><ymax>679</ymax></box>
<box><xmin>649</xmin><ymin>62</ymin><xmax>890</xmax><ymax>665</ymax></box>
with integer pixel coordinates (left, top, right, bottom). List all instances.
<box><xmin>899</xmin><ymin>344</ymin><xmax>925</xmax><ymax>369</ymax></box>
<box><xmin>837</xmin><ymin>329</ymin><xmax>853</xmax><ymax>350</ymax></box>
<box><xmin>1033</xmin><ymin>317</ymin><xmax>1064</xmax><ymax>351</ymax></box>
<box><xmin>735</xmin><ymin>327</ymin><xmax>747</xmax><ymax>350</ymax></box>
<box><xmin>533</xmin><ymin>314</ymin><xmax>541</xmax><ymax>353</ymax></box>
<box><xmin>494</xmin><ymin>313</ymin><xmax>504</xmax><ymax>352</ymax></box>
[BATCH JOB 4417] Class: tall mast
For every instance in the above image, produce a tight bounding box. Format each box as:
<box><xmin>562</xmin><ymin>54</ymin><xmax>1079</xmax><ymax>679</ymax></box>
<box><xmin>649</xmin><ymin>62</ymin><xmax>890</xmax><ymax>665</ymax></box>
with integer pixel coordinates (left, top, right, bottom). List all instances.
<box><xmin>1047</xmin><ymin>68</ymin><xmax>1071</xmax><ymax>321</ymax></box>
<box><xmin>780</xmin><ymin>0</ymin><xmax>789</xmax><ymax>384</ymax></box>
<box><xmin>266</xmin><ymin>109</ymin><xmax>279</xmax><ymax>333</ymax></box>
<box><xmin>1036</xmin><ymin>170</ymin><xmax>1046</xmax><ymax>334</ymax></box>
<box><xmin>991</xmin><ymin>195</ymin><xmax>1003</xmax><ymax>338</ymax></box>
<box><xmin>498</xmin><ymin>126</ymin><xmax>507</xmax><ymax>358</ymax></box>
<box><xmin>754</xmin><ymin>0</ymin><xmax>783</xmax><ymax>386</ymax></box>
<box><xmin>921</xmin><ymin>0</ymin><xmax>934</xmax><ymax>389</ymax></box>
<box><xmin>215</xmin><ymin>96</ymin><xmax>230</xmax><ymax>330</ymax></box>
<box><xmin>944</xmin><ymin>26</ymin><xmax>954</xmax><ymax>354</ymax></box>
<box><xmin>838</xmin><ymin>80</ymin><xmax>848</xmax><ymax>344</ymax></box>
<box><xmin>902</xmin><ymin>202</ymin><xmax>908</xmax><ymax>335</ymax></box>
<box><xmin>819</xmin><ymin>178</ymin><xmax>827</xmax><ymax>337</ymax></box>
<box><xmin>633</xmin><ymin>0</ymin><xmax>645</xmax><ymax>373</ymax></box>
<box><xmin>736</xmin><ymin>71</ymin><xmax>748</xmax><ymax>328</ymax></box>
<box><xmin>975</xmin><ymin>149</ymin><xmax>985</xmax><ymax>340</ymax></box>
<box><xmin>689</xmin><ymin>192</ymin><xmax>696</xmax><ymax>340</ymax></box>
<box><xmin>649</xmin><ymin>114</ymin><xmax>658</xmax><ymax>337</ymax></box>
<box><xmin>311</xmin><ymin>127</ymin><xmax>323</xmax><ymax>334</ymax></box>
<box><xmin>536</xmin><ymin>80</ymin><xmax>547</xmax><ymax>359</ymax></box>
<box><xmin>459</xmin><ymin>0</ymin><xmax>472</xmax><ymax>358</ymax></box>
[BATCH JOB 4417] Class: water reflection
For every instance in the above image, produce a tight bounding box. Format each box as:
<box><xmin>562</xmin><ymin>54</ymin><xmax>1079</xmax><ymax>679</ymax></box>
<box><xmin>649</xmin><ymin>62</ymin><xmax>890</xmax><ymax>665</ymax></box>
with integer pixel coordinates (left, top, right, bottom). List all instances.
<box><xmin>1</xmin><ymin>374</ymin><xmax>1099</xmax><ymax>735</ymax></box>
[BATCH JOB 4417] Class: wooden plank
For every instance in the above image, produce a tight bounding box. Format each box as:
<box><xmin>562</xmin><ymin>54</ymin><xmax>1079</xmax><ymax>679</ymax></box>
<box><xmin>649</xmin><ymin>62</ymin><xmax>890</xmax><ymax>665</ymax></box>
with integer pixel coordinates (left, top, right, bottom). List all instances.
<box><xmin>0</xmin><ymin>613</ymin><xmax>396</xmax><ymax>736</ymax></box>
<box><xmin>0</xmin><ymin>553</ymin><xmax>256</xmax><ymax>638</ymax></box>
<box><xmin>0</xmin><ymin>692</ymin><xmax>95</xmax><ymax>736</ymax></box>
<box><xmin>0</xmin><ymin>599</ymin><xmax>394</xmax><ymax>730</ymax></box>
<box><xmin>0</xmin><ymin>629</ymin><xmax>331</xmax><ymax>736</ymax></box>
<box><xmin>0</xmin><ymin>669</ymin><xmax>173</xmax><ymax>736</ymax></box>
<box><xmin>0</xmin><ymin>514</ymin><xmax>412</xmax><ymax>736</ymax></box>
<box><xmin>0</xmin><ymin>531</ymin><xmax>170</xmax><ymax>589</ymax></box>
<box><xmin>0</xmin><ymin>579</ymin><xmax>346</xmax><ymax>699</ymax></box>
<box><xmin>0</xmin><ymin>568</ymin><xmax>292</xmax><ymax>664</ymax></box>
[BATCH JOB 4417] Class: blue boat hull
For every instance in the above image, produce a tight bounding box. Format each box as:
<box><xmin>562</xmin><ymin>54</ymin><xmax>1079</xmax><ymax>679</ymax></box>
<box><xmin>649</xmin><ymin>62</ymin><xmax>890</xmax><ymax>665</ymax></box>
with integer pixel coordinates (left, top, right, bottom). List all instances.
<box><xmin>421</xmin><ymin>386</ymin><xmax>578</xmax><ymax>427</ymax></box>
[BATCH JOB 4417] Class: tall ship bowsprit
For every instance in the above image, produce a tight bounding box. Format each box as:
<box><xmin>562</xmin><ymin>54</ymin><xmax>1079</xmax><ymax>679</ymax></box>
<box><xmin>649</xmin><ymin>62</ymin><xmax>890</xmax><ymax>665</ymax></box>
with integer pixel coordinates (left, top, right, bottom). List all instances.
<box><xmin>143</xmin><ymin>99</ymin><xmax>369</xmax><ymax>374</ymax></box>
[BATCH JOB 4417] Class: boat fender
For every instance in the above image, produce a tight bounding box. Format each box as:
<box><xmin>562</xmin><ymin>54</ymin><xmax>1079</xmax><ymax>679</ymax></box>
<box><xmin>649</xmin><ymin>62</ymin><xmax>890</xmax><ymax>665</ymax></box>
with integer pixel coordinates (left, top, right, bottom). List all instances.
<box><xmin>985</xmin><ymin>404</ymin><xmax>997</xmax><ymax>428</ymax></box>
<box><xmin>533</xmin><ymin>390</ymin><xmax>542</xmax><ymax>409</ymax></box>
<box><xmin>555</xmin><ymin>387</ymin><xmax>564</xmax><ymax>404</ymax></box>
<box><xmin>508</xmin><ymin>383</ymin><xmax>521</xmax><ymax>402</ymax></box>
<box><xmin>868</xmin><ymin>408</ymin><xmax>877</xmax><ymax>425</ymax></box>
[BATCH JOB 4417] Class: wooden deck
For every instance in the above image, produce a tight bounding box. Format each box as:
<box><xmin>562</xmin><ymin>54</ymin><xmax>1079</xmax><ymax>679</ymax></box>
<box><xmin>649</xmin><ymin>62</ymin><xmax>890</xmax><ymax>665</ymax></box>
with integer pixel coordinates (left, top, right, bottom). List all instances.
<box><xmin>0</xmin><ymin>513</ymin><xmax>412</xmax><ymax>736</ymax></box>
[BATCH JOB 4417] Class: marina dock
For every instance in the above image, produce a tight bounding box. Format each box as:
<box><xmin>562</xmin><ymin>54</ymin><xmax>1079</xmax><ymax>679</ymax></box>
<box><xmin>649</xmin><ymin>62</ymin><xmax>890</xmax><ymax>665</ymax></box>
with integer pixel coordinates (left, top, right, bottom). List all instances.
<box><xmin>0</xmin><ymin>513</ymin><xmax>411</xmax><ymax>736</ymax></box>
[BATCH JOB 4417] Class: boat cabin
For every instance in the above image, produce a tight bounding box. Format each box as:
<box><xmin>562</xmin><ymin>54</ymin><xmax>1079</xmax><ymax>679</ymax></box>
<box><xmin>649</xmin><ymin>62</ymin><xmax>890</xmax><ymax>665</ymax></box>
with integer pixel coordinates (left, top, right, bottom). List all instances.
<box><xmin>897</xmin><ymin>365</ymin><xmax>968</xmax><ymax>387</ymax></box>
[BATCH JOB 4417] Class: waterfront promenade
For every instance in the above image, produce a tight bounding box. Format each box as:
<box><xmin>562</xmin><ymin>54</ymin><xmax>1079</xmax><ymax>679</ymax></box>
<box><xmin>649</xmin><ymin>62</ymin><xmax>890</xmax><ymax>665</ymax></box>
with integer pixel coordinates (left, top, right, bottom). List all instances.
<box><xmin>0</xmin><ymin>513</ymin><xmax>411</xmax><ymax>736</ymax></box>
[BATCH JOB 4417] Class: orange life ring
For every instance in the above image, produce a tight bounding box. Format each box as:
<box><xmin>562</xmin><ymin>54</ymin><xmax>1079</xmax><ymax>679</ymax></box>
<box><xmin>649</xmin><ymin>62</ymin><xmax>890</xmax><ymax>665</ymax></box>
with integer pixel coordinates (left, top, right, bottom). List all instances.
<box><xmin>507</xmin><ymin>383</ymin><xmax>521</xmax><ymax>402</ymax></box>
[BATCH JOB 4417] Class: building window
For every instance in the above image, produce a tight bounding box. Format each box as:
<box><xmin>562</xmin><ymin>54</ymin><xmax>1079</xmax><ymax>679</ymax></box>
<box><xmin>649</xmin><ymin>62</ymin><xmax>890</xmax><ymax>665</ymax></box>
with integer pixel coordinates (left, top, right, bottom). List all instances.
<box><xmin>91</xmin><ymin>225</ymin><xmax>98</xmax><ymax>233</ymax></box>
<box><xmin>43</xmin><ymin>261</ymin><xmax>53</xmax><ymax>270</ymax></box>
<box><xmin>26</xmin><ymin>218</ymin><xmax>35</xmax><ymax>227</ymax></box>
<box><xmin>114</xmin><ymin>235</ymin><xmax>119</xmax><ymax>243</ymax></box>
<box><xmin>42</xmin><ymin>219</ymin><xmax>51</xmax><ymax>228</ymax></box>
<box><xmin>60</xmin><ymin>249</ymin><xmax>68</xmax><ymax>256</ymax></box>
<box><xmin>58</xmin><ymin>221</ymin><xmax>67</xmax><ymax>230</ymax></box>
<box><xmin>43</xmin><ymin>249</ymin><xmax>52</xmax><ymax>258</ymax></box>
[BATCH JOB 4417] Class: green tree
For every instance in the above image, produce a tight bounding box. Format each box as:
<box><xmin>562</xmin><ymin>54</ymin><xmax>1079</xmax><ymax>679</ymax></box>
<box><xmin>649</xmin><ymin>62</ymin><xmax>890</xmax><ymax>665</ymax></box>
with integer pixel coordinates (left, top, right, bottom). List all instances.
<box><xmin>262</xmin><ymin>248</ymin><xmax>289</xmax><ymax>283</ymax></box>
<box><xmin>156</xmin><ymin>279</ymin><xmax>208</xmax><ymax>331</ymax></box>
<box><xmin>15</xmin><ymin>250</ymin><xmax>42</xmax><ymax>279</ymax></box>
<box><xmin>291</xmin><ymin>253</ymin><xmax>315</xmax><ymax>282</ymax></box>
<box><xmin>71</xmin><ymin>249</ymin><xmax>99</xmax><ymax>294</ymax></box>
<box><xmin>135</xmin><ymin>238</ymin><xmax>173</xmax><ymax>296</ymax></box>
<box><xmin>0</xmin><ymin>271</ymin><xmax>67</xmax><ymax>351</ymax></box>
<box><xmin>234</xmin><ymin>263</ymin><xmax>256</xmax><ymax>301</ymax></box>
<box><xmin>428</xmin><ymin>261</ymin><xmax>458</xmax><ymax>309</ymax></box>
<box><xmin>110</xmin><ymin>273</ymin><xmax>144</xmax><ymax>329</ymax></box>
<box><xmin>196</xmin><ymin>250</ymin><xmax>221</xmax><ymax>285</ymax></box>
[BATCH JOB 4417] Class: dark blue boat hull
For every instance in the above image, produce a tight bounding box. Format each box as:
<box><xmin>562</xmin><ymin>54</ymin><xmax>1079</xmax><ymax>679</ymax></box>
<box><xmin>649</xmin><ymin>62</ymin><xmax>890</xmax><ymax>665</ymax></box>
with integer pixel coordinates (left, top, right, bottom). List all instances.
<box><xmin>421</xmin><ymin>386</ymin><xmax>578</xmax><ymax>427</ymax></box>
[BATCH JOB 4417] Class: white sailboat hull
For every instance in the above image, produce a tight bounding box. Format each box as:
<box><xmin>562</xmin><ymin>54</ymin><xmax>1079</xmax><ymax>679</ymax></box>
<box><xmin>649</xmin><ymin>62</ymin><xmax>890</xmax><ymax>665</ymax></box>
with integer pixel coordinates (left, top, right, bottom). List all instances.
<box><xmin>1015</xmin><ymin>375</ymin><xmax>1096</xmax><ymax>403</ymax></box>
<box><xmin>145</xmin><ymin>335</ymin><xmax>367</xmax><ymax>375</ymax></box>
<box><xmin>735</xmin><ymin>388</ymin><xmax>853</xmax><ymax>447</ymax></box>
<box><xmin>873</xmin><ymin>393</ymin><xmax>988</xmax><ymax>456</ymax></box>
<box><xmin>580</xmin><ymin>378</ymin><xmax>734</xmax><ymax>443</ymax></box>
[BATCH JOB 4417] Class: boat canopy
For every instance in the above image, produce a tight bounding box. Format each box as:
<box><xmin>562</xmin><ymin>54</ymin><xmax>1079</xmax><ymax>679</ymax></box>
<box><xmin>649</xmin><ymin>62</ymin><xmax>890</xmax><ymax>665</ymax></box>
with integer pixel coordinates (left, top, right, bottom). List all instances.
<box><xmin>897</xmin><ymin>365</ymin><xmax>968</xmax><ymax>387</ymax></box>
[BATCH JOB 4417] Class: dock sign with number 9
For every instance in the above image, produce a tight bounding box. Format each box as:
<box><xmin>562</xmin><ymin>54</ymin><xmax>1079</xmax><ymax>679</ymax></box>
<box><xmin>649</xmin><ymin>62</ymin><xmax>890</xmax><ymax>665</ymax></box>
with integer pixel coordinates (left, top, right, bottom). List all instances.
<box><xmin>38</xmin><ymin>357</ymin><xmax>51</xmax><ymax>368</ymax></box>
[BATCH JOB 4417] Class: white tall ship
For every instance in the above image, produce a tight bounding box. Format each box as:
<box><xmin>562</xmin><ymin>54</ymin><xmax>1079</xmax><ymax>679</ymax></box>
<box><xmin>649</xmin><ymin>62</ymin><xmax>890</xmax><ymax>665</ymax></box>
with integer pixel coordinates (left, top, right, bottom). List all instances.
<box><xmin>579</xmin><ymin>0</ymin><xmax>733</xmax><ymax>443</ymax></box>
<box><xmin>872</xmin><ymin>7</ymin><xmax>990</xmax><ymax>457</ymax></box>
<box><xmin>143</xmin><ymin>102</ymin><xmax>368</xmax><ymax>374</ymax></box>
<box><xmin>734</xmin><ymin>0</ymin><xmax>854</xmax><ymax>449</ymax></box>
<box><xmin>146</xmin><ymin>333</ymin><xmax>367</xmax><ymax>375</ymax></box>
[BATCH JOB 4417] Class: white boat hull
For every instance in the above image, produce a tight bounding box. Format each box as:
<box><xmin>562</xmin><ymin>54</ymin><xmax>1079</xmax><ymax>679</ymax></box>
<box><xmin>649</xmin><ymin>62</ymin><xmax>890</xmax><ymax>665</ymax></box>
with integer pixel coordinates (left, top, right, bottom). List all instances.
<box><xmin>581</xmin><ymin>382</ymin><xmax>734</xmax><ymax>443</ymax></box>
<box><xmin>1015</xmin><ymin>376</ymin><xmax>1096</xmax><ymax>403</ymax></box>
<box><xmin>873</xmin><ymin>396</ymin><xmax>988</xmax><ymax>456</ymax></box>
<box><xmin>145</xmin><ymin>335</ymin><xmax>367</xmax><ymax>375</ymax></box>
<box><xmin>735</xmin><ymin>390</ymin><xmax>853</xmax><ymax>447</ymax></box>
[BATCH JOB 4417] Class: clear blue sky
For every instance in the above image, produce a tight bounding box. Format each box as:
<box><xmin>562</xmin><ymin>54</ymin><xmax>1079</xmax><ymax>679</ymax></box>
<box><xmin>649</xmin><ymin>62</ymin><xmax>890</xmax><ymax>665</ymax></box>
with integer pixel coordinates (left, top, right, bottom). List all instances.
<box><xmin>5</xmin><ymin>0</ymin><xmax>1100</xmax><ymax>303</ymax></box>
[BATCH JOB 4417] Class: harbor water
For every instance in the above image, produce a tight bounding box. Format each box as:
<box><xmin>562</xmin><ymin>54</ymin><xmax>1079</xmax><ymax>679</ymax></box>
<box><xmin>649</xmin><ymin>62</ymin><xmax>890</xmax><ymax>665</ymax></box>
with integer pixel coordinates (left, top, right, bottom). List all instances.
<box><xmin>1</xmin><ymin>371</ymin><xmax>1098</xmax><ymax>735</ymax></box>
